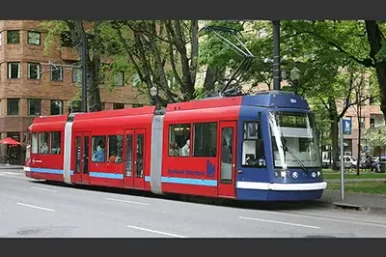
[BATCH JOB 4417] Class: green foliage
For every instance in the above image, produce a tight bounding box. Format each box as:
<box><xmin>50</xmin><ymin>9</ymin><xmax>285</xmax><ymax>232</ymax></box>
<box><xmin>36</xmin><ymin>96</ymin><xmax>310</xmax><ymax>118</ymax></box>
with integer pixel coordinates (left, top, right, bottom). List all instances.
<box><xmin>39</xmin><ymin>20</ymin><xmax>69</xmax><ymax>55</ymax></box>
<box><xmin>363</xmin><ymin>126</ymin><xmax>386</xmax><ymax>151</ymax></box>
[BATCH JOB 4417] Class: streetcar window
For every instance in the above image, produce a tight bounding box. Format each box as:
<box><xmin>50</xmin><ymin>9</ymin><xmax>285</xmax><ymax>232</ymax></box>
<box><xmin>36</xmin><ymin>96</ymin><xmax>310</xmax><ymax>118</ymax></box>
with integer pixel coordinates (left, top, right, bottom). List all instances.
<box><xmin>50</xmin><ymin>132</ymin><xmax>61</xmax><ymax>154</ymax></box>
<box><xmin>92</xmin><ymin>136</ymin><xmax>106</xmax><ymax>162</ymax></box>
<box><xmin>31</xmin><ymin>133</ymin><xmax>38</xmax><ymax>154</ymax></box>
<box><xmin>38</xmin><ymin>132</ymin><xmax>49</xmax><ymax>154</ymax></box>
<box><xmin>107</xmin><ymin>135</ymin><xmax>123</xmax><ymax>163</ymax></box>
<box><xmin>193</xmin><ymin>122</ymin><xmax>217</xmax><ymax>157</ymax></box>
<box><xmin>169</xmin><ymin>124</ymin><xmax>191</xmax><ymax>157</ymax></box>
<box><xmin>242</xmin><ymin>122</ymin><xmax>266</xmax><ymax>167</ymax></box>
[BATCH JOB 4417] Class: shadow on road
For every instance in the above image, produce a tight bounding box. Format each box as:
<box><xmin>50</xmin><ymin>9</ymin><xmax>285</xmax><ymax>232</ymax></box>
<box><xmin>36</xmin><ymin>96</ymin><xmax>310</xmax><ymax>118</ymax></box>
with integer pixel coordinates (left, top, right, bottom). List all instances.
<box><xmin>29</xmin><ymin>180</ymin><xmax>329</xmax><ymax>212</ymax></box>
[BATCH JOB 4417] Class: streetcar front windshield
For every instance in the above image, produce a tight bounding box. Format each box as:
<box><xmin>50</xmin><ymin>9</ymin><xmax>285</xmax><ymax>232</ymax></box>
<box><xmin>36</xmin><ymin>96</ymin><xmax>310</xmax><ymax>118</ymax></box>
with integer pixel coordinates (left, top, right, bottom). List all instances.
<box><xmin>268</xmin><ymin>111</ymin><xmax>321</xmax><ymax>169</ymax></box>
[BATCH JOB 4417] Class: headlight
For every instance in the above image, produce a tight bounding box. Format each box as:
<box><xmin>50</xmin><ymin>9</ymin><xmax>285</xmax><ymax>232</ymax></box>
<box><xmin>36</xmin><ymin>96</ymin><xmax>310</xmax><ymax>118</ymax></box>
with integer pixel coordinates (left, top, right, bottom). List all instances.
<box><xmin>317</xmin><ymin>171</ymin><xmax>321</xmax><ymax>177</ymax></box>
<box><xmin>292</xmin><ymin>172</ymin><xmax>298</xmax><ymax>179</ymax></box>
<box><xmin>311</xmin><ymin>172</ymin><xmax>317</xmax><ymax>178</ymax></box>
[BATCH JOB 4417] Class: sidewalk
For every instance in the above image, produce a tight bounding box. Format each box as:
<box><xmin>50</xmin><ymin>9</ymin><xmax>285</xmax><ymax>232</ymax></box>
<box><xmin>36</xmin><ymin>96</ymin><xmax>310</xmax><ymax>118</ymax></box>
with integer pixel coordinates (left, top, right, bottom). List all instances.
<box><xmin>319</xmin><ymin>189</ymin><xmax>386</xmax><ymax>215</ymax></box>
<box><xmin>0</xmin><ymin>164</ymin><xmax>23</xmax><ymax>169</ymax></box>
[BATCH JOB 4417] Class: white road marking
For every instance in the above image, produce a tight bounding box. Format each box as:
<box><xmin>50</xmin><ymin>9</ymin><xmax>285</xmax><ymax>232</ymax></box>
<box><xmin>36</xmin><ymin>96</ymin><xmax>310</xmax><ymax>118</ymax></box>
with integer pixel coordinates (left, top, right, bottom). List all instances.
<box><xmin>280</xmin><ymin>211</ymin><xmax>386</xmax><ymax>229</ymax></box>
<box><xmin>3</xmin><ymin>171</ymin><xmax>23</xmax><ymax>176</ymax></box>
<box><xmin>126</xmin><ymin>225</ymin><xmax>187</xmax><ymax>238</ymax></box>
<box><xmin>16</xmin><ymin>203</ymin><xmax>55</xmax><ymax>212</ymax></box>
<box><xmin>240</xmin><ymin>216</ymin><xmax>320</xmax><ymax>229</ymax></box>
<box><xmin>105</xmin><ymin>198</ymin><xmax>150</xmax><ymax>206</ymax></box>
<box><xmin>31</xmin><ymin>186</ymin><xmax>57</xmax><ymax>193</ymax></box>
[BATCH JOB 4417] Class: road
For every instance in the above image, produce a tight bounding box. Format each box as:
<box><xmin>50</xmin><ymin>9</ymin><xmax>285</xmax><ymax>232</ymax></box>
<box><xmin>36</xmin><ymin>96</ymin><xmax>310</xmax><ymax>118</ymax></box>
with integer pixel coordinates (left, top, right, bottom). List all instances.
<box><xmin>1</xmin><ymin>169</ymin><xmax>386</xmax><ymax>237</ymax></box>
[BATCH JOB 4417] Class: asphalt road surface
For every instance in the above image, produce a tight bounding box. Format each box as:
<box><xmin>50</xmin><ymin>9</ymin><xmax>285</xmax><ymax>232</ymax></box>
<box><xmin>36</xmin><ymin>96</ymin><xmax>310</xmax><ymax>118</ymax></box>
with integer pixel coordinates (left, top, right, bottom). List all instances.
<box><xmin>1</xmin><ymin>169</ymin><xmax>386</xmax><ymax>238</ymax></box>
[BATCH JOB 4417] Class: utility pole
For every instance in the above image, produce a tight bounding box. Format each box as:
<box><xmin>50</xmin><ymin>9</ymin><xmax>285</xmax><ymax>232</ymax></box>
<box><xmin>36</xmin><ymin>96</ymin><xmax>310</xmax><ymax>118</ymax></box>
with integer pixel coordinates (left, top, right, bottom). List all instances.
<box><xmin>81</xmin><ymin>23</ymin><xmax>88</xmax><ymax>113</ymax></box>
<box><xmin>272</xmin><ymin>20</ymin><xmax>281</xmax><ymax>91</ymax></box>
<box><xmin>339</xmin><ymin>118</ymin><xmax>345</xmax><ymax>201</ymax></box>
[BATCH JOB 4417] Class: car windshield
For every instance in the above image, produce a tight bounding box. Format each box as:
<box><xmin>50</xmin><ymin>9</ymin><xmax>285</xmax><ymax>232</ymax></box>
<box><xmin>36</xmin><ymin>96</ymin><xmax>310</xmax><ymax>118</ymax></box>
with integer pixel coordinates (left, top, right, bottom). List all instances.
<box><xmin>268</xmin><ymin>111</ymin><xmax>321</xmax><ymax>169</ymax></box>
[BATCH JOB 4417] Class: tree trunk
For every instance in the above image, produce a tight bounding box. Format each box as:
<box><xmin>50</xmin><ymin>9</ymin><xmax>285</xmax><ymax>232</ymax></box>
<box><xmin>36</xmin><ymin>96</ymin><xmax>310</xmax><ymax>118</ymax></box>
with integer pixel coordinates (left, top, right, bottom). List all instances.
<box><xmin>328</xmin><ymin>96</ymin><xmax>340</xmax><ymax>171</ymax></box>
<box><xmin>88</xmin><ymin>58</ymin><xmax>102</xmax><ymax>112</ymax></box>
<box><xmin>365</xmin><ymin>21</ymin><xmax>386</xmax><ymax>118</ymax></box>
<box><xmin>331</xmin><ymin>118</ymin><xmax>339</xmax><ymax>171</ymax></box>
<box><xmin>357</xmin><ymin>118</ymin><xmax>362</xmax><ymax>176</ymax></box>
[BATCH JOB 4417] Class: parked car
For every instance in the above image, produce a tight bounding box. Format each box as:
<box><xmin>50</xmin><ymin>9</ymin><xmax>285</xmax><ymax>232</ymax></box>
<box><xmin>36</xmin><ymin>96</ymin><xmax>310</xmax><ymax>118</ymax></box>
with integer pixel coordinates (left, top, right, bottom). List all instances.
<box><xmin>322</xmin><ymin>155</ymin><xmax>357</xmax><ymax>169</ymax></box>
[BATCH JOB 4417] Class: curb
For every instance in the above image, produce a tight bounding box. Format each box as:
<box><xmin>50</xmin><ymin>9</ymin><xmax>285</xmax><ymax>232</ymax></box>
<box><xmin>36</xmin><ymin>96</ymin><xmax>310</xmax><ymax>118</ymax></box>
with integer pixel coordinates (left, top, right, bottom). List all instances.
<box><xmin>332</xmin><ymin>201</ymin><xmax>386</xmax><ymax>215</ymax></box>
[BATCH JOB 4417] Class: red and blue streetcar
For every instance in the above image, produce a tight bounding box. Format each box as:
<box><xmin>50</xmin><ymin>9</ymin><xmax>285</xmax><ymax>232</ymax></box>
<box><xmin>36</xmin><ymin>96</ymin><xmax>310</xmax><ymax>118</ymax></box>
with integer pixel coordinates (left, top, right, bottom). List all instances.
<box><xmin>24</xmin><ymin>90</ymin><xmax>326</xmax><ymax>202</ymax></box>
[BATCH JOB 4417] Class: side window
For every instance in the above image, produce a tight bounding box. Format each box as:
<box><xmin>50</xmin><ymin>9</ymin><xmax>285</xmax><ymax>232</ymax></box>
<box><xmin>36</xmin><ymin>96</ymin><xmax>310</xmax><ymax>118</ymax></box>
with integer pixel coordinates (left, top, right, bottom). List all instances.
<box><xmin>39</xmin><ymin>132</ymin><xmax>49</xmax><ymax>154</ymax></box>
<box><xmin>50</xmin><ymin>131</ymin><xmax>61</xmax><ymax>154</ymax></box>
<box><xmin>107</xmin><ymin>135</ymin><xmax>123</xmax><ymax>163</ymax></box>
<box><xmin>193</xmin><ymin>122</ymin><xmax>217</xmax><ymax>157</ymax></box>
<box><xmin>169</xmin><ymin>124</ymin><xmax>191</xmax><ymax>157</ymax></box>
<box><xmin>242</xmin><ymin>121</ymin><xmax>266</xmax><ymax>167</ymax></box>
<box><xmin>92</xmin><ymin>136</ymin><xmax>106</xmax><ymax>162</ymax></box>
<box><xmin>31</xmin><ymin>133</ymin><xmax>38</xmax><ymax>154</ymax></box>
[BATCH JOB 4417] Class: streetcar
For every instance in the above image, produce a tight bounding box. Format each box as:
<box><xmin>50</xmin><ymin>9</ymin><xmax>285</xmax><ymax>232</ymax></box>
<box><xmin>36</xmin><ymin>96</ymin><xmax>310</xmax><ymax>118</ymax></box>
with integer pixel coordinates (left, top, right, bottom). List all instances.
<box><xmin>23</xmin><ymin>26</ymin><xmax>326</xmax><ymax>202</ymax></box>
<box><xmin>24</xmin><ymin>90</ymin><xmax>326</xmax><ymax>202</ymax></box>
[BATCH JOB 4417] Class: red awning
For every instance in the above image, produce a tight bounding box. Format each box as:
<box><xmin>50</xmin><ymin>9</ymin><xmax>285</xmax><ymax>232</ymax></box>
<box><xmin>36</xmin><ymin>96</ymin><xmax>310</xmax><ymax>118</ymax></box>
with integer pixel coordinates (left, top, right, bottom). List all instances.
<box><xmin>0</xmin><ymin>137</ymin><xmax>22</xmax><ymax>145</ymax></box>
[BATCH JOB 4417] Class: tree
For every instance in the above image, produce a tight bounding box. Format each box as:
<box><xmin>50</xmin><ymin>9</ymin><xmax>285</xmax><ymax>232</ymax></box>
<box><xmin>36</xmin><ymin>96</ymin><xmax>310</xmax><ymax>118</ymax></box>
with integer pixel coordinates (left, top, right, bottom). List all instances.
<box><xmin>275</xmin><ymin>21</ymin><xmax>377</xmax><ymax>170</ymax></box>
<box><xmin>40</xmin><ymin>20</ymin><xmax>122</xmax><ymax>112</ymax></box>
<box><xmin>106</xmin><ymin>20</ymin><xmax>200</xmax><ymax>105</ymax></box>
<box><xmin>363</xmin><ymin>126</ymin><xmax>386</xmax><ymax>157</ymax></box>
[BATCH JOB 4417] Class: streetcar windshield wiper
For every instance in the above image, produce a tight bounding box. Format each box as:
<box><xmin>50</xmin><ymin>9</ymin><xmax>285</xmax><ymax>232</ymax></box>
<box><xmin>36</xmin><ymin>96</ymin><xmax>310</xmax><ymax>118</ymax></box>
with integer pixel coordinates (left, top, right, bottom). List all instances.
<box><xmin>280</xmin><ymin>133</ymin><xmax>308</xmax><ymax>174</ymax></box>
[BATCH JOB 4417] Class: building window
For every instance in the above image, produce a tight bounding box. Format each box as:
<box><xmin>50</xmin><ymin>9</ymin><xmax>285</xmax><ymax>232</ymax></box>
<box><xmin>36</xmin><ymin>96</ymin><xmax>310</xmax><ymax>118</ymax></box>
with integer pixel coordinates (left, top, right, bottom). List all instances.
<box><xmin>50</xmin><ymin>100</ymin><xmax>63</xmax><ymax>115</ymax></box>
<box><xmin>370</xmin><ymin>118</ymin><xmax>375</xmax><ymax>128</ymax></box>
<box><xmin>7</xmin><ymin>98</ymin><xmax>19</xmax><ymax>115</ymax></box>
<box><xmin>51</xmin><ymin>65</ymin><xmax>63</xmax><ymax>81</ymax></box>
<box><xmin>72</xmin><ymin>67</ymin><xmax>81</xmax><ymax>83</ymax></box>
<box><xmin>132</xmin><ymin>104</ymin><xmax>143</xmax><ymax>108</ymax></box>
<box><xmin>169</xmin><ymin>124</ymin><xmax>191</xmax><ymax>157</ymax></box>
<box><xmin>60</xmin><ymin>31</ymin><xmax>72</xmax><ymax>47</ymax></box>
<box><xmin>27</xmin><ymin>63</ymin><xmax>41</xmax><ymax>80</ymax></box>
<box><xmin>27</xmin><ymin>31</ymin><xmax>41</xmax><ymax>45</ymax></box>
<box><xmin>28</xmin><ymin>99</ymin><xmax>41</xmax><ymax>116</ymax></box>
<box><xmin>8</xmin><ymin>62</ymin><xmax>20</xmax><ymax>79</ymax></box>
<box><xmin>360</xmin><ymin>117</ymin><xmax>365</xmax><ymax>129</ymax></box>
<box><xmin>193</xmin><ymin>122</ymin><xmax>217</xmax><ymax>157</ymax></box>
<box><xmin>113</xmin><ymin>71</ymin><xmax>124</xmax><ymax>87</ymax></box>
<box><xmin>7</xmin><ymin>30</ymin><xmax>20</xmax><ymax>44</ymax></box>
<box><xmin>113</xmin><ymin>103</ymin><xmax>124</xmax><ymax>109</ymax></box>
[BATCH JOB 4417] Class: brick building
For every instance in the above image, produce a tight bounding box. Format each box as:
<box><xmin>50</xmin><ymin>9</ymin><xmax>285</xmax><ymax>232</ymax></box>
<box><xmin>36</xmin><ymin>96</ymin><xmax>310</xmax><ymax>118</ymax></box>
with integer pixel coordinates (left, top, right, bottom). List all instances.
<box><xmin>340</xmin><ymin>98</ymin><xmax>384</xmax><ymax>158</ymax></box>
<box><xmin>0</xmin><ymin>20</ymin><xmax>146</xmax><ymax>164</ymax></box>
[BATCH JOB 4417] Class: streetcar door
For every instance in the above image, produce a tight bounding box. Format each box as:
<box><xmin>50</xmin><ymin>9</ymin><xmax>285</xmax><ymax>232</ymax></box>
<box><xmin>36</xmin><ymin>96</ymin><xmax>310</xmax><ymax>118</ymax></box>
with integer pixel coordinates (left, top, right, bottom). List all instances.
<box><xmin>123</xmin><ymin>129</ymin><xmax>146</xmax><ymax>189</ymax></box>
<box><xmin>73</xmin><ymin>132</ymin><xmax>90</xmax><ymax>184</ymax></box>
<box><xmin>133</xmin><ymin>129</ymin><xmax>146</xmax><ymax>189</ymax></box>
<box><xmin>217</xmin><ymin>121</ymin><xmax>237</xmax><ymax>198</ymax></box>
<box><xmin>123</xmin><ymin>130</ymin><xmax>134</xmax><ymax>187</ymax></box>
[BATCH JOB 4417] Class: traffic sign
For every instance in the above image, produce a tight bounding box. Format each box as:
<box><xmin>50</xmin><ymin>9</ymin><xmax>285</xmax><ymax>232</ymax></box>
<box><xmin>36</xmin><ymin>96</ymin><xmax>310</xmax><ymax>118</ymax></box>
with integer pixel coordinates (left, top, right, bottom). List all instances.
<box><xmin>342</xmin><ymin>118</ymin><xmax>352</xmax><ymax>135</ymax></box>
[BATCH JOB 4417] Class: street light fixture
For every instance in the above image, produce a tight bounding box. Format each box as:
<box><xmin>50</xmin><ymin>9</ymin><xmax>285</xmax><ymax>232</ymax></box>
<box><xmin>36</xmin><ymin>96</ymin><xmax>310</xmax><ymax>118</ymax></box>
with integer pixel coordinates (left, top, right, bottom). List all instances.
<box><xmin>150</xmin><ymin>86</ymin><xmax>158</xmax><ymax>106</ymax></box>
<box><xmin>290</xmin><ymin>67</ymin><xmax>301</xmax><ymax>94</ymax></box>
<box><xmin>290</xmin><ymin>66</ymin><xmax>301</xmax><ymax>81</ymax></box>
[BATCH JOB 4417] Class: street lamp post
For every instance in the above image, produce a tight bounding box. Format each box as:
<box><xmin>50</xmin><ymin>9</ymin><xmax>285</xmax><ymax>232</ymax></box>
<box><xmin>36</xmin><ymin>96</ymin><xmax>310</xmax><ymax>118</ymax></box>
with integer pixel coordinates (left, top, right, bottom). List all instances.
<box><xmin>81</xmin><ymin>23</ymin><xmax>88</xmax><ymax>113</ymax></box>
<box><xmin>150</xmin><ymin>86</ymin><xmax>158</xmax><ymax>106</ymax></box>
<box><xmin>272</xmin><ymin>20</ymin><xmax>281</xmax><ymax>91</ymax></box>
<box><xmin>290</xmin><ymin>66</ymin><xmax>301</xmax><ymax>94</ymax></box>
